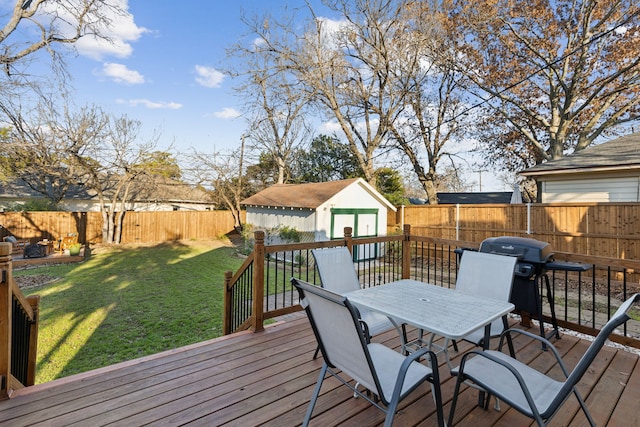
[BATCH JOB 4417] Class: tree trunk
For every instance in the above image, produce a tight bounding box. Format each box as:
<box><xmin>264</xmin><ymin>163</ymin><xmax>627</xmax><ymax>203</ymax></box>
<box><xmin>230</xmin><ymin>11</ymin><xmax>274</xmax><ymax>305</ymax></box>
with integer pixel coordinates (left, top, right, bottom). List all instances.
<box><xmin>114</xmin><ymin>210</ymin><xmax>126</xmax><ymax>245</ymax></box>
<box><xmin>101</xmin><ymin>208</ymin><xmax>109</xmax><ymax>243</ymax></box>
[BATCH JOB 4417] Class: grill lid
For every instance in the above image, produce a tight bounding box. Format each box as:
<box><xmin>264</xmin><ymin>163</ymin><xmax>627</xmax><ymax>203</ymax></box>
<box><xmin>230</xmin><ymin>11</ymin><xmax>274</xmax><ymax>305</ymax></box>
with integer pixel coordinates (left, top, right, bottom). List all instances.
<box><xmin>479</xmin><ymin>236</ymin><xmax>554</xmax><ymax>264</ymax></box>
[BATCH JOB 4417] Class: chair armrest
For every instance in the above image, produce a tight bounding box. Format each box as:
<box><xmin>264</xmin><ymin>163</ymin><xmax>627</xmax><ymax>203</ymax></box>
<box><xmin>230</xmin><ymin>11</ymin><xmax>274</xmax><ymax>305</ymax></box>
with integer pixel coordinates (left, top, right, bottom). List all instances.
<box><xmin>405</xmin><ymin>346</ymin><xmax>438</xmax><ymax>366</ymax></box>
<box><xmin>498</xmin><ymin>328</ymin><xmax>570</xmax><ymax>377</ymax></box>
<box><xmin>359</xmin><ymin>319</ymin><xmax>371</xmax><ymax>343</ymax></box>
<box><xmin>391</xmin><ymin>346</ymin><xmax>440</xmax><ymax>404</ymax></box>
<box><xmin>457</xmin><ymin>349</ymin><xmax>539</xmax><ymax>409</ymax></box>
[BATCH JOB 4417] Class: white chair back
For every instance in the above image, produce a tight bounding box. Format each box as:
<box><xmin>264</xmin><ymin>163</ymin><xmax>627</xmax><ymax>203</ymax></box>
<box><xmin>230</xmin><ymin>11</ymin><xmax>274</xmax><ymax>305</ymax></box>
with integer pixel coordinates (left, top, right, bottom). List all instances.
<box><xmin>312</xmin><ymin>247</ymin><xmax>361</xmax><ymax>294</ymax></box>
<box><xmin>456</xmin><ymin>251</ymin><xmax>517</xmax><ymax>339</ymax></box>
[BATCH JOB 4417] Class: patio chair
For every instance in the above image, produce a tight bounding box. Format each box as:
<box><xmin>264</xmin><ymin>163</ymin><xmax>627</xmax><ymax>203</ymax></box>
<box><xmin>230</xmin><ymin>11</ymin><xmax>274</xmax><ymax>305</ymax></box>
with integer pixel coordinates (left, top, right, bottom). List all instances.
<box><xmin>59</xmin><ymin>233</ymin><xmax>78</xmax><ymax>252</ymax></box>
<box><xmin>448</xmin><ymin>293</ymin><xmax>640</xmax><ymax>427</ymax></box>
<box><xmin>454</xmin><ymin>250</ymin><xmax>517</xmax><ymax>346</ymax></box>
<box><xmin>411</xmin><ymin>251</ymin><xmax>517</xmax><ymax>357</ymax></box>
<box><xmin>292</xmin><ymin>278</ymin><xmax>444</xmax><ymax>427</ymax></box>
<box><xmin>311</xmin><ymin>247</ymin><xmax>396</xmax><ymax>358</ymax></box>
<box><xmin>3</xmin><ymin>235</ymin><xmax>30</xmax><ymax>254</ymax></box>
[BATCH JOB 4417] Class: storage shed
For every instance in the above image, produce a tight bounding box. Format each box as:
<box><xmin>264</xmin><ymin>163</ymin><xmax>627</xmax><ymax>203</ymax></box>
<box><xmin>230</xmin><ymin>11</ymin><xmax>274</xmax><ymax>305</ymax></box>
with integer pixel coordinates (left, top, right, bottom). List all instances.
<box><xmin>241</xmin><ymin>178</ymin><xmax>396</xmax><ymax>259</ymax></box>
<box><xmin>520</xmin><ymin>133</ymin><xmax>640</xmax><ymax>203</ymax></box>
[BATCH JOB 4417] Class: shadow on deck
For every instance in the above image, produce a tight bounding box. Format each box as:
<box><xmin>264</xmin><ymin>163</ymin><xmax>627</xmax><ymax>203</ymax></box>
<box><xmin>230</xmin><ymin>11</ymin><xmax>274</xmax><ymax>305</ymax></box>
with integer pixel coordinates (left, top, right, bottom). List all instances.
<box><xmin>1</xmin><ymin>313</ymin><xmax>639</xmax><ymax>426</ymax></box>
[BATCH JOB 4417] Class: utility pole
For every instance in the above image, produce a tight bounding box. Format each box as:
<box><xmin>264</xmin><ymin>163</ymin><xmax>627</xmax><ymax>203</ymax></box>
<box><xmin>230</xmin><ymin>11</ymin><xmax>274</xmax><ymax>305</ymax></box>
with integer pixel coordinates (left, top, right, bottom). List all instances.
<box><xmin>473</xmin><ymin>170</ymin><xmax>487</xmax><ymax>191</ymax></box>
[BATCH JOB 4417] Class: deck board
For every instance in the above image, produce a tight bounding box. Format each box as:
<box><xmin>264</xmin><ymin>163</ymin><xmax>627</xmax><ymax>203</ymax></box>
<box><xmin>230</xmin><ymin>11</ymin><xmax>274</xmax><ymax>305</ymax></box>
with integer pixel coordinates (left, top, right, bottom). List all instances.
<box><xmin>1</xmin><ymin>313</ymin><xmax>639</xmax><ymax>426</ymax></box>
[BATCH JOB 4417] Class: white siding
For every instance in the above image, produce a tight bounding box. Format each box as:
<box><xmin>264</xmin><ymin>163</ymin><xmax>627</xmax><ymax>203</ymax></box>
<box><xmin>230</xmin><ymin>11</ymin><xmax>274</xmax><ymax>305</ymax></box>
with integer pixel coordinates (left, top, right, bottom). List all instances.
<box><xmin>59</xmin><ymin>200</ymin><xmax>215</xmax><ymax>212</ymax></box>
<box><xmin>246</xmin><ymin>207</ymin><xmax>316</xmax><ymax>232</ymax></box>
<box><xmin>542</xmin><ymin>177</ymin><xmax>640</xmax><ymax>203</ymax></box>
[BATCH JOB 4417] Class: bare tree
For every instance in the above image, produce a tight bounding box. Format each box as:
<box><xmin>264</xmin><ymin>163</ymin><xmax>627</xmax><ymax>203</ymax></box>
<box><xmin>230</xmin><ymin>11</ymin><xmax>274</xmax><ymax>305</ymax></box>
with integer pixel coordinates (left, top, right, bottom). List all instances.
<box><xmin>238</xmin><ymin>0</ymin><xmax>474</xmax><ymax>201</ymax></box>
<box><xmin>229</xmin><ymin>21</ymin><xmax>311</xmax><ymax>184</ymax></box>
<box><xmin>242</xmin><ymin>0</ymin><xmax>415</xmax><ymax>187</ymax></box>
<box><xmin>2</xmin><ymin>98</ymin><xmax>165</xmax><ymax>243</ymax></box>
<box><xmin>446</xmin><ymin>0</ymin><xmax>640</xmax><ymax>171</ymax></box>
<box><xmin>0</xmin><ymin>0</ymin><xmax>133</xmax><ymax>213</ymax></box>
<box><xmin>0</xmin><ymin>0</ymin><xmax>125</xmax><ymax>99</ymax></box>
<box><xmin>1</xmin><ymin>100</ymin><xmax>108</xmax><ymax>207</ymax></box>
<box><xmin>188</xmin><ymin>146</ymin><xmax>249</xmax><ymax>232</ymax></box>
<box><xmin>74</xmin><ymin>115</ymin><xmax>159</xmax><ymax>244</ymax></box>
<box><xmin>379</xmin><ymin>1</ymin><xmax>474</xmax><ymax>204</ymax></box>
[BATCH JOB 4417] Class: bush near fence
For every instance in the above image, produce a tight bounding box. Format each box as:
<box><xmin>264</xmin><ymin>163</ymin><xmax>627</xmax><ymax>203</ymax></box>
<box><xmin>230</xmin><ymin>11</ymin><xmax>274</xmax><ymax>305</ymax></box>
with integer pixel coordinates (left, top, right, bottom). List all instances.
<box><xmin>0</xmin><ymin>211</ymin><xmax>245</xmax><ymax>245</ymax></box>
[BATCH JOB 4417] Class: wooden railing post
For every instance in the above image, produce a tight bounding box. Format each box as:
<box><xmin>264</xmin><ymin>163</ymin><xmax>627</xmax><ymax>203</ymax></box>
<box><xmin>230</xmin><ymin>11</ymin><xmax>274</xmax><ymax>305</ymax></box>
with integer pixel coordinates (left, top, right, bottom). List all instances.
<box><xmin>26</xmin><ymin>295</ymin><xmax>39</xmax><ymax>386</ymax></box>
<box><xmin>223</xmin><ymin>271</ymin><xmax>233</xmax><ymax>335</ymax></box>
<box><xmin>0</xmin><ymin>241</ymin><xmax>40</xmax><ymax>399</ymax></box>
<box><xmin>402</xmin><ymin>224</ymin><xmax>411</xmax><ymax>279</ymax></box>
<box><xmin>252</xmin><ymin>231</ymin><xmax>265</xmax><ymax>332</ymax></box>
<box><xmin>344</xmin><ymin>227</ymin><xmax>353</xmax><ymax>255</ymax></box>
<box><xmin>0</xmin><ymin>243</ymin><xmax>11</xmax><ymax>400</ymax></box>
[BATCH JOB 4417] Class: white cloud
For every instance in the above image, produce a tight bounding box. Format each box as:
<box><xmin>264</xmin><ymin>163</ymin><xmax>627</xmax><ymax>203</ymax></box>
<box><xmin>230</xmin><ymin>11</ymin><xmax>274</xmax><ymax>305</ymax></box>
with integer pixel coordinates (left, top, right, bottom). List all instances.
<box><xmin>615</xmin><ymin>26</ymin><xmax>628</xmax><ymax>35</ymax></box>
<box><xmin>116</xmin><ymin>99</ymin><xmax>182</xmax><ymax>109</ymax></box>
<box><xmin>314</xmin><ymin>17</ymin><xmax>349</xmax><ymax>50</ymax></box>
<box><xmin>65</xmin><ymin>0</ymin><xmax>150</xmax><ymax>60</ymax></box>
<box><xmin>195</xmin><ymin>65</ymin><xmax>225</xmax><ymax>88</ymax></box>
<box><xmin>319</xmin><ymin>117</ymin><xmax>379</xmax><ymax>137</ymax></box>
<box><xmin>213</xmin><ymin>107</ymin><xmax>241</xmax><ymax>119</ymax></box>
<box><xmin>319</xmin><ymin>120</ymin><xmax>343</xmax><ymax>135</ymax></box>
<box><xmin>101</xmin><ymin>63</ymin><xmax>144</xmax><ymax>84</ymax></box>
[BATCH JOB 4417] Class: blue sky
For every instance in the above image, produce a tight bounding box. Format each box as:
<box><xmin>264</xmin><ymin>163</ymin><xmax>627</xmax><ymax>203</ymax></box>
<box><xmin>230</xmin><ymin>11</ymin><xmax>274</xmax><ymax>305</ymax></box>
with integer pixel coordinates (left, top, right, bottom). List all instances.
<box><xmin>62</xmin><ymin>0</ymin><xmax>332</xmax><ymax>156</ymax></box>
<box><xmin>10</xmin><ymin>0</ymin><xmax>507</xmax><ymax>191</ymax></box>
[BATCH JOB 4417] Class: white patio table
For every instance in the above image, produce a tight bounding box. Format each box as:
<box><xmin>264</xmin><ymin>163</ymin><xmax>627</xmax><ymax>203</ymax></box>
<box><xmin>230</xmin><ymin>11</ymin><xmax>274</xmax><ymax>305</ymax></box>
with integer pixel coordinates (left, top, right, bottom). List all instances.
<box><xmin>344</xmin><ymin>279</ymin><xmax>515</xmax><ymax>365</ymax></box>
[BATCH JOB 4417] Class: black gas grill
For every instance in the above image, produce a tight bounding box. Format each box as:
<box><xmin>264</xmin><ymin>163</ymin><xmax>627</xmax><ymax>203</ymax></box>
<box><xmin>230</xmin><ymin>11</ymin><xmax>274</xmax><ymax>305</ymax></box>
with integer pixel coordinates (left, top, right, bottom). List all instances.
<box><xmin>478</xmin><ymin>236</ymin><xmax>561</xmax><ymax>343</ymax></box>
<box><xmin>480</xmin><ymin>236</ymin><xmax>553</xmax><ymax>278</ymax></box>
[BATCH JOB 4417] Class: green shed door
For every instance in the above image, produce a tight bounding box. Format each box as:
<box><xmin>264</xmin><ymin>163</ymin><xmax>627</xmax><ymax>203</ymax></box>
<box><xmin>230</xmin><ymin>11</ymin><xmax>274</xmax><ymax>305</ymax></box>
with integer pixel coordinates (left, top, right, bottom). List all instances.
<box><xmin>331</xmin><ymin>208</ymin><xmax>379</xmax><ymax>260</ymax></box>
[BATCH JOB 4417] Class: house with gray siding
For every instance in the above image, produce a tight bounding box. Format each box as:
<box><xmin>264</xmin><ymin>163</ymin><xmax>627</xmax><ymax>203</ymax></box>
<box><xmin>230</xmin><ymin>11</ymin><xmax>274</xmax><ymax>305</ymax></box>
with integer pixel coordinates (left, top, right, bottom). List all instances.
<box><xmin>0</xmin><ymin>178</ymin><xmax>215</xmax><ymax>212</ymax></box>
<box><xmin>520</xmin><ymin>133</ymin><xmax>640</xmax><ymax>203</ymax></box>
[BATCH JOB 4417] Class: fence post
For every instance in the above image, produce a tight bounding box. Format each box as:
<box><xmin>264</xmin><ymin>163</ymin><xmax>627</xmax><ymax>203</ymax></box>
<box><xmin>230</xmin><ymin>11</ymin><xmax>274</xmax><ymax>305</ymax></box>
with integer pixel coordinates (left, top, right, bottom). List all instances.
<box><xmin>402</xmin><ymin>224</ymin><xmax>411</xmax><ymax>279</ymax></box>
<box><xmin>223</xmin><ymin>271</ymin><xmax>233</xmax><ymax>335</ymax></box>
<box><xmin>252</xmin><ymin>231</ymin><xmax>265</xmax><ymax>332</ymax></box>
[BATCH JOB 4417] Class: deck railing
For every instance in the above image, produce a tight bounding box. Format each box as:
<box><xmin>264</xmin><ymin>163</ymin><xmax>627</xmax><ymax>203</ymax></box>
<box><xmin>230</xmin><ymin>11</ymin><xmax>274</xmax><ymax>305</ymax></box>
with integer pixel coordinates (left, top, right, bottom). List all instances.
<box><xmin>0</xmin><ymin>243</ymin><xmax>39</xmax><ymax>400</ymax></box>
<box><xmin>224</xmin><ymin>225</ymin><xmax>640</xmax><ymax>350</ymax></box>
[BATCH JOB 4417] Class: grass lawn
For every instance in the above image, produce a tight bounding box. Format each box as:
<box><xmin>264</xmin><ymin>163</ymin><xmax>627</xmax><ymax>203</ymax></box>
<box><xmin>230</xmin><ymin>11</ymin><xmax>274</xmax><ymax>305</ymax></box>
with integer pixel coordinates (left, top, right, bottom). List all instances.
<box><xmin>15</xmin><ymin>239</ymin><xmax>245</xmax><ymax>384</ymax></box>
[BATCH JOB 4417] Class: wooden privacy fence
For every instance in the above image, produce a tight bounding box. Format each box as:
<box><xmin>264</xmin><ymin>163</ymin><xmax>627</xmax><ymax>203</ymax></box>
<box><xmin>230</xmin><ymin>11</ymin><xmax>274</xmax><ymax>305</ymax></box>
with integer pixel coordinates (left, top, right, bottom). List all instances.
<box><xmin>0</xmin><ymin>211</ymin><xmax>243</xmax><ymax>245</ymax></box>
<box><xmin>391</xmin><ymin>203</ymin><xmax>640</xmax><ymax>260</ymax></box>
<box><xmin>0</xmin><ymin>212</ymin><xmax>98</xmax><ymax>245</ymax></box>
<box><xmin>1</xmin><ymin>203</ymin><xmax>639</xmax><ymax>256</ymax></box>
<box><xmin>118</xmin><ymin>211</ymin><xmax>243</xmax><ymax>243</ymax></box>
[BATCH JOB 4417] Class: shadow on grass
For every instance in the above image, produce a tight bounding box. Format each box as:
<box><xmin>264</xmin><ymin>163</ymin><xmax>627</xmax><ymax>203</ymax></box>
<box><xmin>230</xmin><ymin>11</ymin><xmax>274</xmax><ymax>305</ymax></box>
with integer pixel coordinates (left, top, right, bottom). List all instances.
<box><xmin>23</xmin><ymin>240</ymin><xmax>245</xmax><ymax>383</ymax></box>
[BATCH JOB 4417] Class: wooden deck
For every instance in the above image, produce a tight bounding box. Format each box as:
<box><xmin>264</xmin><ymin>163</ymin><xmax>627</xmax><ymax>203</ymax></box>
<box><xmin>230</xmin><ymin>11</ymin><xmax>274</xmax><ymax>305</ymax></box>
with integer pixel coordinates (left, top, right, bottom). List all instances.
<box><xmin>1</xmin><ymin>313</ymin><xmax>639</xmax><ymax>426</ymax></box>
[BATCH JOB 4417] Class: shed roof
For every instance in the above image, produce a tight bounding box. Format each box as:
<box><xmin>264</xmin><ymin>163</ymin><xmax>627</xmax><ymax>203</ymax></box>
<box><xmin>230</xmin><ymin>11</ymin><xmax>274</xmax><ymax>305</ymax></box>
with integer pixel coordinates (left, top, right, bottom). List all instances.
<box><xmin>241</xmin><ymin>178</ymin><xmax>396</xmax><ymax>211</ymax></box>
<box><xmin>521</xmin><ymin>133</ymin><xmax>640</xmax><ymax>177</ymax></box>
